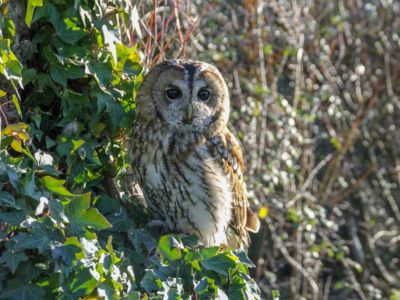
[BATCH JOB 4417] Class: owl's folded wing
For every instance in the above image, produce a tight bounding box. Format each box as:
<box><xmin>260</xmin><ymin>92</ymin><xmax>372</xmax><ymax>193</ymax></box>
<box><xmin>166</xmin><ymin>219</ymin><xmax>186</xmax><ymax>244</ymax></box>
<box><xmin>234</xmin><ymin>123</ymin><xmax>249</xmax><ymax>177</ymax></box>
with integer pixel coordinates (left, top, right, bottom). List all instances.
<box><xmin>209</xmin><ymin>130</ymin><xmax>260</xmax><ymax>245</ymax></box>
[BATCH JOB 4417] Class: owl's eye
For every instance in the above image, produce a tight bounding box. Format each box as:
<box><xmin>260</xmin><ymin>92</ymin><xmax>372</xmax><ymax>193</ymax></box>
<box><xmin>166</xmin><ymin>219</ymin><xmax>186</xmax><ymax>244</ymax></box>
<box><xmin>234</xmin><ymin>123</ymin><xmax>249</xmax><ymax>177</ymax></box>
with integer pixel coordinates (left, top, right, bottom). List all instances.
<box><xmin>165</xmin><ymin>88</ymin><xmax>182</xmax><ymax>100</ymax></box>
<box><xmin>198</xmin><ymin>89</ymin><xmax>210</xmax><ymax>101</ymax></box>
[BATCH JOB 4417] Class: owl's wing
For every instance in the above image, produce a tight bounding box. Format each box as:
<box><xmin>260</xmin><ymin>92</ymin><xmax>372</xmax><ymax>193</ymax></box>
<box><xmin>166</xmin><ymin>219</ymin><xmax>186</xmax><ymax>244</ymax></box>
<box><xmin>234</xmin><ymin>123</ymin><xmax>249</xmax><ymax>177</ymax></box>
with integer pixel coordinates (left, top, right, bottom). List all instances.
<box><xmin>209</xmin><ymin>130</ymin><xmax>260</xmax><ymax>246</ymax></box>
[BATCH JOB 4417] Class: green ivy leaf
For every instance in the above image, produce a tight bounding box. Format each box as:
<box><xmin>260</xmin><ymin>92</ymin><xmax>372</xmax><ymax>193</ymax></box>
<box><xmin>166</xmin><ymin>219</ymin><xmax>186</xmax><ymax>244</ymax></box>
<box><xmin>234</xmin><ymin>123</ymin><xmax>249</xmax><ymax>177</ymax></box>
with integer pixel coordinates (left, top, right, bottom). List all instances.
<box><xmin>1</xmin><ymin>283</ymin><xmax>45</xmax><ymax>300</ymax></box>
<box><xmin>0</xmin><ymin>250</ymin><xmax>28</xmax><ymax>274</ymax></box>
<box><xmin>11</xmin><ymin>94</ymin><xmax>22</xmax><ymax>117</ymax></box>
<box><xmin>44</xmin><ymin>5</ymin><xmax>86</xmax><ymax>44</ymax></box>
<box><xmin>25</xmin><ymin>0</ymin><xmax>44</xmax><ymax>27</ymax></box>
<box><xmin>50</xmin><ymin>64</ymin><xmax>68</xmax><ymax>87</ymax></box>
<box><xmin>41</xmin><ymin>176</ymin><xmax>75</xmax><ymax>197</ymax></box>
<box><xmin>65</xmin><ymin>193</ymin><xmax>111</xmax><ymax>232</ymax></box>
<box><xmin>141</xmin><ymin>270</ymin><xmax>164</xmax><ymax>294</ymax></box>
<box><xmin>0</xmin><ymin>191</ymin><xmax>16</xmax><ymax>207</ymax></box>
<box><xmin>77</xmin><ymin>208</ymin><xmax>112</xmax><ymax>229</ymax></box>
<box><xmin>201</xmin><ymin>253</ymin><xmax>238</xmax><ymax>276</ymax></box>
<box><xmin>12</xmin><ymin>230</ymin><xmax>49</xmax><ymax>253</ymax></box>
<box><xmin>19</xmin><ymin>172</ymin><xmax>42</xmax><ymax>200</ymax></box>
<box><xmin>158</xmin><ymin>235</ymin><xmax>183</xmax><ymax>261</ymax></box>
<box><xmin>0</xmin><ymin>211</ymin><xmax>27</xmax><ymax>226</ymax></box>
<box><xmin>194</xmin><ymin>277</ymin><xmax>218</xmax><ymax>298</ymax></box>
<box><xmin>67</xmin><ymin>268</ymin><xmax>98</xmax><ymax>296</ymax></box>
<box><xmin>4</xmin><ymin>17</ymin><xmax>16</xmax><ymax>39</ymax></box>
<box><xmin>234</xmin><ymin>250</ymin><xmax>256</xmax><ymax>268</ymax></box>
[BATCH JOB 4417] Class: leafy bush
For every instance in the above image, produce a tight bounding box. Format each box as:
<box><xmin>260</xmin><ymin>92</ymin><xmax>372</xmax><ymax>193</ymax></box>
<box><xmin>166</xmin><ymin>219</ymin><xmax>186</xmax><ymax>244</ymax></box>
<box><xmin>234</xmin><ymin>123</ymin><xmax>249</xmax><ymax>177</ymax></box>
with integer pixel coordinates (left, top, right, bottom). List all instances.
<box><xmin>0</xmin><ymin>1</ymin><xmax>262</xmax><ymax>299</ymax></box>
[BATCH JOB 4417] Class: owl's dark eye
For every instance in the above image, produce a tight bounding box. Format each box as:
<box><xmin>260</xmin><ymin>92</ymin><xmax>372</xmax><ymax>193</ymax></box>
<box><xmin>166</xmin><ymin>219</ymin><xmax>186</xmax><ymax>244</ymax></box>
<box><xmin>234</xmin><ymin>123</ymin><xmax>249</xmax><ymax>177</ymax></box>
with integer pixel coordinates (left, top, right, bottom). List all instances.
<box><xmin>165</xmin><ymin>88</ymin><xmax>182</xmax><ymax>100</ymax></box>
<box><xmin>198</xmin><ymin>89</ymin><xmax>210</xmax><ymax>101</ymax></box>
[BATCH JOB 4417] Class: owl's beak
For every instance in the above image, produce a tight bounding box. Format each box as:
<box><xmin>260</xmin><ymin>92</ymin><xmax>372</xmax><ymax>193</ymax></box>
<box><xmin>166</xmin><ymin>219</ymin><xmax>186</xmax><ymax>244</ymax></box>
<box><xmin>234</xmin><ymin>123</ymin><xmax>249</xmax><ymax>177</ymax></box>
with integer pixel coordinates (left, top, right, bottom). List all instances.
<box><xmin>186</xmin><ymin>103</ymin><xmax>193</xmax><ymax>122</ymax></box>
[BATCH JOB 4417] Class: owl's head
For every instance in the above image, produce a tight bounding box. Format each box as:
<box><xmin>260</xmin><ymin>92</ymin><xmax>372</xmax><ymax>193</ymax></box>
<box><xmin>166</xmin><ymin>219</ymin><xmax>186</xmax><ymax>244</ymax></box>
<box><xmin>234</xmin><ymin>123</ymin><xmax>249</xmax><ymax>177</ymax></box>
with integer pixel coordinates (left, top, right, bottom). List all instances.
<box><xmin>136</xmin><ymin>60</ymin><xmax>230</xmax><ymax>133</ymax></box>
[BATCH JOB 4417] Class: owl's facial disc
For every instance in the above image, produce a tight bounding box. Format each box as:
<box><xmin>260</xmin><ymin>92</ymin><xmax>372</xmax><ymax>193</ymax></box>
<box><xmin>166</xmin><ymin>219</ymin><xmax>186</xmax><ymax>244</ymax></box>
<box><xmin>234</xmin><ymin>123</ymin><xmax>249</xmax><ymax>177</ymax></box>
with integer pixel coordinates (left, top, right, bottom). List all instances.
<box><xmin>146</xmin><ymin>61</ymin><xmax>230</xmax><ymax>132</ymax></box>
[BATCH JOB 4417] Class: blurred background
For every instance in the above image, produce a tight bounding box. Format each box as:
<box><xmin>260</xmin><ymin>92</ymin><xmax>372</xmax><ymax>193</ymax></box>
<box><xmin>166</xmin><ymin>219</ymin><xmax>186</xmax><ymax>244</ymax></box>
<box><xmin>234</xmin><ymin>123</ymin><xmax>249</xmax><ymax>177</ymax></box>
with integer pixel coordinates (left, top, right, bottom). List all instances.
<box><xmin>133</xmin><ymin>0</ymin><xmax>400</xmax><ymax>299</ymax></box>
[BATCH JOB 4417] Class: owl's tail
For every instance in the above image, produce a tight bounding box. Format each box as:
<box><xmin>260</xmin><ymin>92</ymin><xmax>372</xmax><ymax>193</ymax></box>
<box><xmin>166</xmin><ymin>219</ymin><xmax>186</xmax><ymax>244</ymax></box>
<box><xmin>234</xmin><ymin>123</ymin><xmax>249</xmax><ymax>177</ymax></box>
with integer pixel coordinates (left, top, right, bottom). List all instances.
<box><xmin>246</xmin><ymin>208</ymin><xmax>260</xmax><ymax>233</ymax></box>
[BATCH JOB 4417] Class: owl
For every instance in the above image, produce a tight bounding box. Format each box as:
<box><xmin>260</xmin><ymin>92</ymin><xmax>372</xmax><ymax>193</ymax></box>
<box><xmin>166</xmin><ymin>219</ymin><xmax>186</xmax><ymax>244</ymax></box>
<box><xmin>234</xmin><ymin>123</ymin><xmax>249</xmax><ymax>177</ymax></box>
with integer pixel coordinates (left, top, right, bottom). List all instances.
<box><xmin>129</xmin><ymin>59</ymin><xmax>260</xmax><ymax>248</ymax></box>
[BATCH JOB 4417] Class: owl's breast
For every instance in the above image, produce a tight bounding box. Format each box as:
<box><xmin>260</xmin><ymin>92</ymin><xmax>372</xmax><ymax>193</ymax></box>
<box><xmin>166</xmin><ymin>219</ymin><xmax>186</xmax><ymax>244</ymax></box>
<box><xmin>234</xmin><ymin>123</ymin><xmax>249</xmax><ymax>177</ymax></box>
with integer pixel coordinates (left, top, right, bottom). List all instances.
<box><xmin>133</xmin><ymin>130</ymin><xmax>233</xmax><ymax>246</ymax></box>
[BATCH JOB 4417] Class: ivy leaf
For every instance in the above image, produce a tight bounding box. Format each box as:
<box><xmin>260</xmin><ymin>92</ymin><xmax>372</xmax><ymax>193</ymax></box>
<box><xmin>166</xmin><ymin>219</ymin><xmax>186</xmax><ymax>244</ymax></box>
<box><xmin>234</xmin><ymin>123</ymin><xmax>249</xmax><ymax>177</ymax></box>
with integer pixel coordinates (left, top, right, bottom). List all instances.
<box><xmin>0</xmin><ymin>191</ymin><xmax>16</xmax><ymax>208</ymax></box>
<box><xmin>201</xmin><ymin>253</ymin><xmax>238</xmax><ymax>276</ymax></box>
<box><xmin>45</xmin><ymin>5</ymin><xmax>86</xmax><ymax>44</ymax></box>
<box><xmin>77</xmin><ymin>208</ymin><xmax>112</xmax><ymax>229</ymax></box>
<box><xmin>48</xmin><ymin>198</ymin><xmax>67</xmax><ymax>223</ymax></box>
<box><xmin>50</xmin><ymin>64</ymin><xmax>67</xmax><ymax>87</ymax></box>
<box><xmin>41</xmin><ymin>176</ymin><xmax>75</xmax><ymax>197</ymax></box>
<box><xmin>234</xmin><ymin>250</ymin><xmax>256</xmax><ymax>268</ymax></box>
<box><xmin>158</xmin><ymin>235</ymin><xmax>183</xmax><ymax>261</ymax></box>
<box><xmin>0</xmin><ymin>250</ymin><xmax>28</xmax><ymax>274</ymax></box>
<box><xmin>11</xmin><ymin>94</ymin><xmax>22</xmax><ymax>117</ymax></box>
<box><xmin>12</xmin><ymin>230</ymin><xmax>49</xmax><ymax>253</ymax></box>
<box><xmin>20</xmin><ymin>172</ymin><xmax>42</xmax><ymax>200</ymax></box>
<box><xmin>195</xmin><ymin>277</ymin><xmax>218</xmax><ymax>298</ymax></box>
<box><xmin>141</xmin><ymin>270</ymin><xmax>164</xmax><ymax>294</ymax></box>
<box><xmin>65</xmin><ymin>193</ymin><xmax>111</xmax><ymax>232</ymax></box>
<box><xmin>95</xmin><ymin>93</ymin><xmax>124</xmax><ymax>132</ymax></box>
<box><xmin>0</xmin><ymin>211</ymin><xmax>27</xmax><ymax>226</ymax></box>
<box><xmin>3</xmin><ymin>17</ymin><xmax>16</xmax><ymax>39</ymax></box>
<box><xmin>67</xmin><ymin>268</ymin><xmax>98</xmax><ymax>296</ymax></box>
<box><xmin>25</xmin><ymin>0</ymin><xmax>44</xmax><ymax>27</ymax></box>
<box><xmin>10</xmin><ymin>140</ymin><xmax>23</xmax><ymax>153</ymax></box>
<box><xmin>85</xmin><ymin>64</ymin><xmax>113</xmax><ymax>91</ymax></box>
<box><xmin>1</xmin><ymin>283</ymin><xmax>45</xmax><ymax>300</ymax></box>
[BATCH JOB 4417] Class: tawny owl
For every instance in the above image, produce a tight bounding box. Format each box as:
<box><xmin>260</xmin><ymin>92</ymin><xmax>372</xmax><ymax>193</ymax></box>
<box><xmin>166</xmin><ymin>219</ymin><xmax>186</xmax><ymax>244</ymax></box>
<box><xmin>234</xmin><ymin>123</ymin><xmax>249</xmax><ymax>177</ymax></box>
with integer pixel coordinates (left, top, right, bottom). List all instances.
<box><xmin>129</xmin><ymin>60</ymin><xmax>260</xmax><ymax>248</ymax></box>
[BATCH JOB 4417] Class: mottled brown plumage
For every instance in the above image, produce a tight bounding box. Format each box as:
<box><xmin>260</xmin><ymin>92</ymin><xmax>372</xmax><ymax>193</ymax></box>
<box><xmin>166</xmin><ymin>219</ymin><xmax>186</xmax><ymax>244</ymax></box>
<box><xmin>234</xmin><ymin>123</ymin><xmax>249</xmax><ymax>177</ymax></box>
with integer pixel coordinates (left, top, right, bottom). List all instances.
<box><xmin>129</xmin><ymin>60</ymin><xmax>260</xmax><ymax>248</ymax></box>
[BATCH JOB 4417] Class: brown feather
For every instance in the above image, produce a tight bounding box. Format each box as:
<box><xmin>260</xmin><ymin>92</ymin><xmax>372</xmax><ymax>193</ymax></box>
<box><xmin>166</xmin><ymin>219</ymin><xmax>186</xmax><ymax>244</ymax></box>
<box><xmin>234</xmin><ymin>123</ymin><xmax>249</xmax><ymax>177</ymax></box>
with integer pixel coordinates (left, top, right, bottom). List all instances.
<box><xmin>208</xmin><ymin>129</ymin><xmax>259</xmax><ymax>247</ymax></box>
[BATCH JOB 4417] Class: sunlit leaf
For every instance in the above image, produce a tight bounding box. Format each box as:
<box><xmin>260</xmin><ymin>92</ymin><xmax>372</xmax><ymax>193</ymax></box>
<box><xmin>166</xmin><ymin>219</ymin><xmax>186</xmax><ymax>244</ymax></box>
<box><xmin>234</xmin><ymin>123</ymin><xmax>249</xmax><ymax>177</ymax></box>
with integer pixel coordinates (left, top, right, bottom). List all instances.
<box><xmin>25</xmin><ymin>0</ymin><xmax>43</xmax><ymax>27</ymax></box>
<box><xmin>41</xmin><ymin>176</ymin><xmax>75</xmax><ymax>197</ymax></box>
<box><xmin>158</xmin><ymin>235</ymin><xmax>182</xmax><ymax>261</ymax></box>
<box><xmin>11</xmin><ymin>94</ymin><xmax>22</xmax><ymax>117</ymax></box>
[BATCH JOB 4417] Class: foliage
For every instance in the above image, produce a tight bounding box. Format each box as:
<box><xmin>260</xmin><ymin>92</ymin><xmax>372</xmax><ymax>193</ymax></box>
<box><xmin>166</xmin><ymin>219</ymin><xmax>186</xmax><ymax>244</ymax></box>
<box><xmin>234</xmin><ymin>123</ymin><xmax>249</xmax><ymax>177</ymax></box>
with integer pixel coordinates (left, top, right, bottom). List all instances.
<box><xmin>0</xmin><ymin>1</ymin><xmax>262</xmax><ymax>299</ymax></box>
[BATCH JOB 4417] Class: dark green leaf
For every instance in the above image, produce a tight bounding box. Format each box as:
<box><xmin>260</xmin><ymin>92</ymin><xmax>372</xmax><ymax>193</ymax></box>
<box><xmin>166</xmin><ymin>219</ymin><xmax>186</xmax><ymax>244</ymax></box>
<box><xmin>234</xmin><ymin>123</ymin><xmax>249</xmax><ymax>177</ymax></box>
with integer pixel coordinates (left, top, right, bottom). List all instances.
<box><xmin>85</xmin><ymin>64</ymin><xmax>113</xmax><ymax>91</ymax></box>
<box><xmin>0</xmin><ymin>251</ymin><xmax>28</xmax><ymax>274</ymax></box>
<box><xmin>0</xmin><ymin>191</ymin><xmax>16</xmax><ymax>207</ymax></box>
<box><xmin>50</xmin><ymin>64</ymin><xmax>67</xmax><ymax>87</ymax></box>
<box><xmin>201</xmin><ymin>253</ymin><xmax>237</xmax><ymax>276</ymax></box>
<box><xmin>1</xmin><ymin>283</ymin><xmax>45</xmax><ymax>300</ymax></box>
<box><xmin>234</xmin><ymin>250</ymin><xmax>256</xmax><ymax>268</ymax></box>
<box><xmin>0</xmin><ymin>211</ymin><xmax>27</xmax><ymax>225</ymax></box>
<box><xmin>45</xmin><ymin>5</ymin><xmax>86</xmax><ymax>44</ymax></box>
<box><xmin>141</xmin><ymin>270</ymin><xmax>164</xmax><ymax>294</ymax></box>
<box><xmin>22</xmin><ymin>68</ymin><xmax>37</xmax><ymax>86</ymax></box>
<box><xmin>19</xmin><ymin>172</ymin><xmax>41</xmax><ymax>200</ymax></box>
